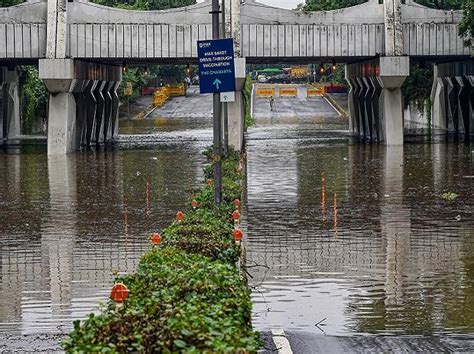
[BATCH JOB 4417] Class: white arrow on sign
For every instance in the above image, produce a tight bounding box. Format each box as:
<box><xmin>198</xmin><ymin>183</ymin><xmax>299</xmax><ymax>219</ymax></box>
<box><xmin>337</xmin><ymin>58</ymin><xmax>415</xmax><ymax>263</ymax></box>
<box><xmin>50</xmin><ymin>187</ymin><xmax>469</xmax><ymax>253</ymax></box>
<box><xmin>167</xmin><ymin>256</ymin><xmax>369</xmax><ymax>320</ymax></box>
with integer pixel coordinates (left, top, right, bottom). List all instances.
<box><xmin>220</xmin><ymin>91</ymin><xmax>235</xmax><ymax>102</ymax></box>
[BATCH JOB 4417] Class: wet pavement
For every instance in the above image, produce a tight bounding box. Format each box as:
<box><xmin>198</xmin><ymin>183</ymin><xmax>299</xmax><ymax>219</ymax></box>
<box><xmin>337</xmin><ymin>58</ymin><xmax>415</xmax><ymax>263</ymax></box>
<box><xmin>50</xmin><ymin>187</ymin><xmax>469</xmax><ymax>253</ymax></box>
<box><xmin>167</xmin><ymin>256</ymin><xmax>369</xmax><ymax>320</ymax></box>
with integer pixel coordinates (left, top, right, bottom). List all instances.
<box><xmin>252</xmin><ymin>85</ymin><xmax>347</xmax><ymax>126</ymax></box>
<box><xmin>245</xmin><ymin>95</ymin><xmax>474</xmax><ymax>350</ymax></box>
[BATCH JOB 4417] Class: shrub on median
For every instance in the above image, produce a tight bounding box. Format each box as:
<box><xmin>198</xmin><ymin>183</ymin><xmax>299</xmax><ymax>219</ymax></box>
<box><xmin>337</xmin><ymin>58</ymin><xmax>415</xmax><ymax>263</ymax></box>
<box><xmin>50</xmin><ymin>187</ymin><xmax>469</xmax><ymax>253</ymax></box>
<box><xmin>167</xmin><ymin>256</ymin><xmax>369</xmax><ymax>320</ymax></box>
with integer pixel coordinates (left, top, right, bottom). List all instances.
<box><xmin>63</xmin><ymin>148</ymin><xmax>259</xmax><ymax>353</ymax></box>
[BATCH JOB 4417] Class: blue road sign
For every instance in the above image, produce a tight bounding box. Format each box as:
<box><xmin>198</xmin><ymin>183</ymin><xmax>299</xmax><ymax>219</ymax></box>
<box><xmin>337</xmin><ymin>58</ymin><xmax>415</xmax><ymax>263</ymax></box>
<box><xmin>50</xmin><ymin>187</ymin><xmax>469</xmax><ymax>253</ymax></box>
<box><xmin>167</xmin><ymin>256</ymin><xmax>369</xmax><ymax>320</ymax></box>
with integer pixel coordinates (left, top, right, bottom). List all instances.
<box><xmin>197</xmin><ymin>38</ymin><xmax>236</xmax><ymax>94</ymax></box>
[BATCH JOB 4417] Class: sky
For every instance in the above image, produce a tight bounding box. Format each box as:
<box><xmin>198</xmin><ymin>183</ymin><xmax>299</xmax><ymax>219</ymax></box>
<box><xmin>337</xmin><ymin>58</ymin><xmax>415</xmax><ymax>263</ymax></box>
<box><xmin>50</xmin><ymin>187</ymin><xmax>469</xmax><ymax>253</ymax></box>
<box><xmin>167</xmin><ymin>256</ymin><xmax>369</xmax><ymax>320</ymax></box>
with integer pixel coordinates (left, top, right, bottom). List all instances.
<box><xmin>196</xmin><ymin>0</ymin><xmax>302</xmax><ymax>10</ymax></box>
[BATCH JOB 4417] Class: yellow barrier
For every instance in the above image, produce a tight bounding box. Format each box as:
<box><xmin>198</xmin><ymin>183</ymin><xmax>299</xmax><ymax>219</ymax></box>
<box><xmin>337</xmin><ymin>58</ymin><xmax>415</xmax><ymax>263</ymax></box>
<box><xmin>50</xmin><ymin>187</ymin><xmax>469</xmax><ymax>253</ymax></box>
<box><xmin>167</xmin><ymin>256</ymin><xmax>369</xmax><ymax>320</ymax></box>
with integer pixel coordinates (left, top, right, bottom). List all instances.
<box><xmin>306</xmin><ymin>85</ymin><xmax>325</xmax><ymax>97</ymax></box>
<box><xmin>167</xmin><ymin>84</ymin><xmax>186</xmax><ymax>97</ymax></box>
<box><xmin>153</xmin><ymin>87</ymin><xmax>170</xmax><ymax>107</ymax></box>
<box><xmin>279</xmin><ymin>87</ymin><xmax>298</xmax><ymax>97</ymax></box>
<box><xmin>256</xmin><ymin>87</ymin><xmax>276</xmax><ymax>98</ymax></box>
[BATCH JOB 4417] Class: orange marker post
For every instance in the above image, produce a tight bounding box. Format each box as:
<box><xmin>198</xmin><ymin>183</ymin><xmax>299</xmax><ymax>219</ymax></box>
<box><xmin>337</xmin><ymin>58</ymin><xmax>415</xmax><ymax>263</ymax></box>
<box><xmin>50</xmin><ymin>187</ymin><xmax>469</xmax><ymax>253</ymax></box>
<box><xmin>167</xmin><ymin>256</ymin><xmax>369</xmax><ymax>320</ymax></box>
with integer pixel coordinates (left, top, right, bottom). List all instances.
<box><xmin>176</xmin><ymin>211</ymin><xmax>185</xmax><ymax>222</ymax></box>
<box><xmin>233</xmin><ymin>199</ymin><xmax>240</xmax><ymax>208</ymax></box>
<box><xmin>151</xmin><ymin>233</ymin><xmax>161</xmax><ymax>245</ymax></box>
<box><xmin>233</xmin><ymin>229</ymin><xmax>243</xmax><ymax>243</ymax></box>
<box><xmin>110</xmin><ymin>282</ymin><xmax>129</xmax><ymax>308</ymax></box>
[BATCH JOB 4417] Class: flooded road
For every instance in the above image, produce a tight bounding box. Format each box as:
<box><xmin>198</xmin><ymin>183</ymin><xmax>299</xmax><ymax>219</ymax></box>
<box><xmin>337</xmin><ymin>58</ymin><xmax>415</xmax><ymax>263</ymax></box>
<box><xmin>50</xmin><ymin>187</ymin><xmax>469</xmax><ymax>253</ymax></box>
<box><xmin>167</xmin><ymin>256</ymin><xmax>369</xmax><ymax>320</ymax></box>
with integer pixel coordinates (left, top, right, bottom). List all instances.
<box><xmin>245</xmin><ymin>127</ymin><xmax>474</xmax><ymax>337</ymax></box>
<box><xmin>1</xmin><ymin>87</ymin><xmax>473</xmax><ymax>351</ymax></box>
<box><xmin>0</xmin><ymin>125</ymin><xmax>211</xmax><ymax>344</ymax></box>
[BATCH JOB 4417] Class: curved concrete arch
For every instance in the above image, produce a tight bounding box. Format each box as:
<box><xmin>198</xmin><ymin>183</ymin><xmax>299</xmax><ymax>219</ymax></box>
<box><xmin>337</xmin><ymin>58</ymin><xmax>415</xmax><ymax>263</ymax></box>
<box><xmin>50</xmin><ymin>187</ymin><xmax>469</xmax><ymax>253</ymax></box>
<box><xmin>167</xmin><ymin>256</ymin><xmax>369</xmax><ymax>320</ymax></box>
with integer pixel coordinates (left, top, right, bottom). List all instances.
<box><xmin>68</xmin><ymin>0</ymin><xmax>212</xmax><ymax>24</ymax></box>
<box><xmin>0</xmin><ymin>1</ymin><xmax>47</xmax><ymax>23</ymax></box>
<box><xmin>241</xmin><ymin>0</ymin><xmax>384</xmax><ymax>25</ymax></box>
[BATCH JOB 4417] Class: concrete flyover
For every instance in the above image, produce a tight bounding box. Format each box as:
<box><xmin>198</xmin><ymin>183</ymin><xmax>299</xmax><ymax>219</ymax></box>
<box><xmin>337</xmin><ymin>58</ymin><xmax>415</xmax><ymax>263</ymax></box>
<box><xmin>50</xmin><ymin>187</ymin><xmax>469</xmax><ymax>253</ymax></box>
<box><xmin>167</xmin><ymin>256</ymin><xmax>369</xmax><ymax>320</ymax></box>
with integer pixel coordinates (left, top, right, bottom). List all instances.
<box><xmin>0</xmin><ymin>0</ymin><xmax>472</xmax><ymax>153</ymax></box>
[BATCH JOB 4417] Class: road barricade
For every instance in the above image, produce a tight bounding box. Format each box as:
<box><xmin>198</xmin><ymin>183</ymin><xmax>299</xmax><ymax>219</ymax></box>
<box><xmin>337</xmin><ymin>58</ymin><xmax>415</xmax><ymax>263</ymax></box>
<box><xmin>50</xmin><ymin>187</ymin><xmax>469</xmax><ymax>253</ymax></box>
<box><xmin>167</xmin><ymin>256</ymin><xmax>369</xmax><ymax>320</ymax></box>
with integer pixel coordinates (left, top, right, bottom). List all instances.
<box><xmin>279</xmin><ymin>87</ymin><xmax>298</xmax><ymax>98</ymax></box>
<box><xmin>256</xmin><ymin>86</ymin><xmax>276</xmax><ymax>98</ymax></box>
<box><xmin>307</xmin><ymin>84</ymin><xmax>325</xmax><ymax>97</ymax></box>
<box><xmin>167</xmin><ymin>84</ymin><xmax>186</xmax><ymax>97</ymax></box>
<box><xmin>153</xmin><ymin>87</ymin><xmax>169</xmax><ymax>107</ymax></box>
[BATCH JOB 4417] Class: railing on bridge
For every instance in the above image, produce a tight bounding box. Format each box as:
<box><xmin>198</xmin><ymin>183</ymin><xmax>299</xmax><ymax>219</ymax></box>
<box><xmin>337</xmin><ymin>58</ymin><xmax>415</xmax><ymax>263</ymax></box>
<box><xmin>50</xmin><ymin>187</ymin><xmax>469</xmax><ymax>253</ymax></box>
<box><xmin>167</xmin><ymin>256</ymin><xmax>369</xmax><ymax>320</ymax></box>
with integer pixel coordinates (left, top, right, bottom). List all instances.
<box><xmin>0</xmin><ymin>0</ymin><xmax>470</xmax><ymax>62</ymax></box>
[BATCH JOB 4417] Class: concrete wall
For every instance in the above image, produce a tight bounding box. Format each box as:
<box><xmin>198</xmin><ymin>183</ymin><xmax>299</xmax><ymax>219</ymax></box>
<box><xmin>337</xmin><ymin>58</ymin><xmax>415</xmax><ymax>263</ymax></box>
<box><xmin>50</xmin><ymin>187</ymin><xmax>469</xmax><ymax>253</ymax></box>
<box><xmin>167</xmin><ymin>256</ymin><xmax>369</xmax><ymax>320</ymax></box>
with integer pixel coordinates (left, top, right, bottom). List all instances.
<box><xmin>0</xmin><ymin>0</ymin><xmax>470</xmax><ymax>61</ymax></box>
<box><xmin>0</xmin><ymin>2</ymin><xmax>47</xmax><ymax>60</ymax></box>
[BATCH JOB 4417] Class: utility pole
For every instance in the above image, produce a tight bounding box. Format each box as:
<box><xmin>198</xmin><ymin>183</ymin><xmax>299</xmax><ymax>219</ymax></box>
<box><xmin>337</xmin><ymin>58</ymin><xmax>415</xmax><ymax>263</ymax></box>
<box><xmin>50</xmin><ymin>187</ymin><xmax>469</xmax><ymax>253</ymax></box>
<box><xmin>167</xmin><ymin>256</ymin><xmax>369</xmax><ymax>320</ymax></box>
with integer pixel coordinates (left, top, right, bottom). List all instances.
<box><xmin>221</xmin><ymin>0</ymin><xmax>229</xmax><ymax>154</ymax></box>
<box><xmin>211</xmin><ymin>0</ymin><xmax>222</xmax><ymax>204</ymax></box>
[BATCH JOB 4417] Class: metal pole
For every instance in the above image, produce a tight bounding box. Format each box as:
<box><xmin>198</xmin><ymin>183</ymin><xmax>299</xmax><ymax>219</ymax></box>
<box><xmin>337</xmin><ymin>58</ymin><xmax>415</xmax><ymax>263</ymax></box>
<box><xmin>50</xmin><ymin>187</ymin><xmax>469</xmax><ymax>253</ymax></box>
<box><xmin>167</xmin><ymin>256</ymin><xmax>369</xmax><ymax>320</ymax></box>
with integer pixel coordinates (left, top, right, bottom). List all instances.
<box><xmin>212</xmin><ymin>0</ymin><xmax>222</xmax><ymax>204</ymax></box>
<box><xmin>221</xmin><ymin>0</ymin><xmax>229</xmax><ymax>154</ymax></box>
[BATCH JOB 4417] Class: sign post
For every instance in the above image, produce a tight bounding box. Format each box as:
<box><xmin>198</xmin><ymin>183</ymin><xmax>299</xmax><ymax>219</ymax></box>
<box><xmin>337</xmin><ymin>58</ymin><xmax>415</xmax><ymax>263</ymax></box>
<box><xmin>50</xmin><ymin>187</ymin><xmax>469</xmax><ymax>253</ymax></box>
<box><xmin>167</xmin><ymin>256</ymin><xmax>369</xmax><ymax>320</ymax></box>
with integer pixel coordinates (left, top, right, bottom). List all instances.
<box><xmin>197</xmin><ymin>6</ymin><xmax>236</xmax><ymax>204</ymax></box>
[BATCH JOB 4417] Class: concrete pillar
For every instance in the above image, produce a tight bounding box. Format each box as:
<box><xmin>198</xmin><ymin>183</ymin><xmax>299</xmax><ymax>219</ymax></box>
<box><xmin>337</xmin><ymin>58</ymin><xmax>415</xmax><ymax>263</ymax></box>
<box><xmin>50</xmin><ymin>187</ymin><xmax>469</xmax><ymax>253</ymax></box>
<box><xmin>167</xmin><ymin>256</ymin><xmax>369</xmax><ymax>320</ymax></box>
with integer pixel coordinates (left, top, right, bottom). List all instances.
<box><xmin>346</xmin><ymin>74</ymin><xmax>355</xmax><ymax>134</ymax></box>
<box><xmin>111</xmin><ymin>81</ymin><xmax>120</xmax><ymax>139</ymax></box>
<box><xmin>229</xmin><ymin>0</ymin><xmax>241</xmax><ymax>58</ymax></box>
<box><xmin>378</xmin><ymin>56</ymin><xmax>409</xmax><ymax>145</ymax></box>
<box><xmin>46</xmin><ymin>0</ymin><xmax>67</xmax><ymax>59</ymax></box>
<box><xmin>349</xmin><ymin>78</ymin><xmax>362</xmax><ymax>137</ymax></box>
<box><xmin>431</xmin><ymin>74</ymin><xmax>448</xmax><ymax>137</ymax></box>
<box><xmin>227</xmin><ymin>57</ymin><xmax>246</xmax><ymax>152</ymax></box>
<box><xmin>468</xmin><ymin>76</ymin><xmax>474</xmax><ymax>141</ymax></box>
<box><xmin>84</xmin><ymin>80</ymin><xmax>98</xmax><ymax>147</ymax></box>
<box><xmin>371</xmin><ymin>76</ymin><xmax>383</xmax><ymax>142</ymax></box>
<box><xmin>228</xmin><ymin>91</ymin><xmax>244</xmax><ymax>151</ymax></box>
<box><xmin>103</xmin><ymin>81</ymin><xmax>114</xmax><ymax>143</ymax></box>
<box><xmin>39</xmin><ymin>59</ymin><xmax>78</xmax><ymax>155</ymax></box>
<box><xmin>93</xmin><ymin>81</ymin><xmax>106</xmax><ymax>145</ymax></box>
<box><xmin>384</xmin><ymin>0</ymin><xmax>404</xmax><ymax>56</ymax></box>
<box><xmin>72</xmin><ymin>79</ymin><xmax>89</xmax><ymax>147</ymax></box>
<box><xmin>362</xmin><ymin>77</ymin><xmax>375</xmax><ymax>142</ymax></box>
<box><xmin>0</xmin><ymin>67</ymin><xmax>21</xmax><ymax>142</ymax></box>
<box><xmin>356</xmin><ymin>78</ymin><xmax>367</xmax><ymax>140</ymax></box>
<box><xmin>5</xmin><ymin>68</ymin><xmax>20</xmax><ymax>140</ymax></box>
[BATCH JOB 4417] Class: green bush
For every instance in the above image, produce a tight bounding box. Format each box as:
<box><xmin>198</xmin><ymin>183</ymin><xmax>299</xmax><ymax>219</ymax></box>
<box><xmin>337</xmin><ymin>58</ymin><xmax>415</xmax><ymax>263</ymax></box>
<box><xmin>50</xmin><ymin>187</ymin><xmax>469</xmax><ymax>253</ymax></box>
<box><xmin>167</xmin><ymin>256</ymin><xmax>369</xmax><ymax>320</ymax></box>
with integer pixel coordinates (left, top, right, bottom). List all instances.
<box><xmin>63</xmin><ymin>148</ymin><xmax>259</xmax><ymax>353</ymax></box>
<box><xmin>243</xmin><ymin>75</ymin><xmax>255</xmax><ymax>129</ymax></box>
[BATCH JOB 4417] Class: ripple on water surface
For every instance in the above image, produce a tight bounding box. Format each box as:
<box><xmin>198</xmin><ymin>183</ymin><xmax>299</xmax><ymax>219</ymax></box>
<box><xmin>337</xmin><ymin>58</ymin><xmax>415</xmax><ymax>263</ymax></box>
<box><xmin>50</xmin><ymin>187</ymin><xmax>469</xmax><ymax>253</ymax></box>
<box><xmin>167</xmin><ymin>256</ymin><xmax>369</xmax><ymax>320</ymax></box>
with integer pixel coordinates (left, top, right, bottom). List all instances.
<box><xmin>245</xmin><ymin>132</ymin><xmax>474</xmax><ymax>336</ymax></box>
<box><xmin>0</xmin><ymin>139</ymin><xmax>208</xmax><ymax>335</ymax></box>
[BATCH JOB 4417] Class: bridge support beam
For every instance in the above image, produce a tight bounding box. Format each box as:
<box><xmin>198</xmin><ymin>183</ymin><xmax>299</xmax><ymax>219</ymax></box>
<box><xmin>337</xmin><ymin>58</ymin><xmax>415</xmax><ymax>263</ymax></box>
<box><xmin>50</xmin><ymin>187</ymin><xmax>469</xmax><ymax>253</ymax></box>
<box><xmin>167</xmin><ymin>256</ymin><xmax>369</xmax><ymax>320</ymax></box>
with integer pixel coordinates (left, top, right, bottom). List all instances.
<box><xmin>0</xmin><ymin>67</ymin><xmax>21</xmax><ymax>143</ymax></box>
<box><xmin>39</xmin><ymin>59</ymin><xmax>121</xmax><ymax>154</ymax></box>
<box><xmin>347</xmin><ymin>56</ymin><xmax>409</xmax><ymax>145</ymax></box>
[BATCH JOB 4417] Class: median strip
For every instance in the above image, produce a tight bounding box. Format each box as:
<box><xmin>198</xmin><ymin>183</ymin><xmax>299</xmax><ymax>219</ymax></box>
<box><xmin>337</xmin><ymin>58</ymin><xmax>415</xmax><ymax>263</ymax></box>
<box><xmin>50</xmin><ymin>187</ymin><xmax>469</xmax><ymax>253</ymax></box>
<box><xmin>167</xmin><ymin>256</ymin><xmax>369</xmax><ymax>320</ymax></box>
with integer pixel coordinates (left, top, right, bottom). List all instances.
<box><xmin>62</xmin><ymin>148</ymin><xmax>260</xmax><ymax>352</ymax></box>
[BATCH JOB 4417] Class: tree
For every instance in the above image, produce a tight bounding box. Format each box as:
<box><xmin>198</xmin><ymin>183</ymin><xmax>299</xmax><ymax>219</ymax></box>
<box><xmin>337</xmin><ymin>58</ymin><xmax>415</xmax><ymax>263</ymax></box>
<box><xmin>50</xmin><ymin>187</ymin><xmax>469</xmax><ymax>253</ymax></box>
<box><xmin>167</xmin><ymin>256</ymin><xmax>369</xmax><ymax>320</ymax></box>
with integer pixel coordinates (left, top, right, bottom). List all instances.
<box><xmin>459</xmin><ymin>0</ymin><xmax>473</xmax><ymax>47</ymax></box>
<box><xmin>299</xmin><ymin>0</ymin><xmax>365</xmax><ymax>11</ymax></box>
<box><xmin>0</xmin><ymin>0</ymin><xmax>22</xmax><ymax>7</ymax></box>
<box><xmin>91</xmin><ymin>0</ymin><xmax>196</xmax><ymax>11</ymax></box>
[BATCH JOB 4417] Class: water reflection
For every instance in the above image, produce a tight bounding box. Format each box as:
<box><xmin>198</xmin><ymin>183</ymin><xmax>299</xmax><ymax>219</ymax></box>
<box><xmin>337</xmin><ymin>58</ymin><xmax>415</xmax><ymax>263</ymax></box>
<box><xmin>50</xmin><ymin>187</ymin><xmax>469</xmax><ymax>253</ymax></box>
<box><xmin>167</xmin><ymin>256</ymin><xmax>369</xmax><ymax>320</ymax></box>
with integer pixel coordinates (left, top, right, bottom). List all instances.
<box><xmin>0</xmin><ymin>144</ymin><xmax>206</xmax><ymax>334</ymax></box>
<box><xmin>246</xmin><ymin>137</ymin><xmax>474</xmax><ymax>335</ymax></box>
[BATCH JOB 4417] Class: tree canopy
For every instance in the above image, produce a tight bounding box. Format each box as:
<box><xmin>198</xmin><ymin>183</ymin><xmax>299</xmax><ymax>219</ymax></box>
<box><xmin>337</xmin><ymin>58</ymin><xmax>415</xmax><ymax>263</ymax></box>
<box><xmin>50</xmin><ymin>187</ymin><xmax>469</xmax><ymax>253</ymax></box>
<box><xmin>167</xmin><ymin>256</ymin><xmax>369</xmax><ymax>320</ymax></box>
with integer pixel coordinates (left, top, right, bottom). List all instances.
<box><xmin>299</xmin><ymin>0</ymin><xmax>471</xmax><ymax>47</ymax></box>
<box><xmin>91</xmin><ymin>0</ymin><xmax>196</xmax><ymax>11</ymax></box>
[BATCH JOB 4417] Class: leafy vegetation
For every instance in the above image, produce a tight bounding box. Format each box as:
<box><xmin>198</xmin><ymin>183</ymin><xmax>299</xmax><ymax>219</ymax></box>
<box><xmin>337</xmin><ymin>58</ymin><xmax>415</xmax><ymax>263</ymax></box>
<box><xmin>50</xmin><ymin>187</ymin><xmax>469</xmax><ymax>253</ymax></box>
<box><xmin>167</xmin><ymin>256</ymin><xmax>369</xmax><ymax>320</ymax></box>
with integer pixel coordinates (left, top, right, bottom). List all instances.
<box><xmin>63</xmin><ymin>148</ymin><xmax>260</xmax><ymax>353</ymax></box>
<box><xmin>243</xmin><ymin>75</ymin><xmax>255</xmax><ymax>129</ymax></box>
<box><xmin>458</xmin><ymin>0</ymin><xmax>473</xmax><ymax>47</ymax></box>
<box><xmin>401</xmin><ymin>63</ymin><xmax>433</xmax><ymax>112</ymax></box>
<box><xmin>298</xmin><ymin>0</ymin><xmax>365</xmax><ymax>11</ymax></box>
<box><xmin>91</xmin><ymin>0</ymin><xmax>196</xmax><ymax>11</ymax></box>
<box><xmin>18</xmin><ymin>66</ymin><xmax>48</xmax><ymax>134</ymax></box>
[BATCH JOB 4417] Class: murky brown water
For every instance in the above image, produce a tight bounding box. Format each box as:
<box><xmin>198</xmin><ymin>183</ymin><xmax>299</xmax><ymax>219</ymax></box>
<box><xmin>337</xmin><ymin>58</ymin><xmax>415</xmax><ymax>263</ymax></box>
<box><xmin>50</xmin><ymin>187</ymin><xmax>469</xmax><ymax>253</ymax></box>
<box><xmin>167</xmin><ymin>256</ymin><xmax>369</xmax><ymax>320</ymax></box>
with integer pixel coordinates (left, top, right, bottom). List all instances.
<box><xmin>1</xmin><ymin>98</ymin><xmax>473</xmax><ymax>347</ymax></box>
<box><xmin>245</xmin><ymin>125</ymin><xmax>474</xmax><ymax>336</ymax></box>
<box><xmin>0</xmin><ymin>138</ymin><xmax>210</xmax><ymax>336</ymax></box>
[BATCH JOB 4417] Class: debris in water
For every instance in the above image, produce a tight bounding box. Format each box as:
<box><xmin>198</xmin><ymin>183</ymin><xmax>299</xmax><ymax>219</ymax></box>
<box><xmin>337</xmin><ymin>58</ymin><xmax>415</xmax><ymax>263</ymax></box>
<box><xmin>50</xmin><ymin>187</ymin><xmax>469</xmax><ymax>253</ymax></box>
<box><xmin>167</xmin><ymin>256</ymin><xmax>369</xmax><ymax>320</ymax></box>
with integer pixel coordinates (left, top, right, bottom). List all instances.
<box><xmin>455</xmin><ymin>215</ymin><xmax>462</xmax><ymax>221</ymax></box>
<box><xmin>440</xmin><ymin>192</ymin><xmax>458</xmax><ymax>201</ymax></box>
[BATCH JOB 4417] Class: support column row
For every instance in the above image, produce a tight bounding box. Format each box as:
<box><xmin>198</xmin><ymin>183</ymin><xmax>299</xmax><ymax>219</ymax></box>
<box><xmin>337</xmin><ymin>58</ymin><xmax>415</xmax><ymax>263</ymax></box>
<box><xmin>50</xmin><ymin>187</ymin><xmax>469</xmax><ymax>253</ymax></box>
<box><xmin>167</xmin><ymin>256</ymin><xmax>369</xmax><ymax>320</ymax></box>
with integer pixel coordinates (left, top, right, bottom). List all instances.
<box><xmin>346</xmin><ymin>56</ymin><xmax>409</xmax><ymax>145</ymax></box>
<box><xmin>431</xmin><ymin>60</ymin><xmax>474</xmax><ymax>141</ymax></box>
<box><xmin>39</xmin><ymin>59</ymin><xmax>121</xmax><ymax>155</ymax></box>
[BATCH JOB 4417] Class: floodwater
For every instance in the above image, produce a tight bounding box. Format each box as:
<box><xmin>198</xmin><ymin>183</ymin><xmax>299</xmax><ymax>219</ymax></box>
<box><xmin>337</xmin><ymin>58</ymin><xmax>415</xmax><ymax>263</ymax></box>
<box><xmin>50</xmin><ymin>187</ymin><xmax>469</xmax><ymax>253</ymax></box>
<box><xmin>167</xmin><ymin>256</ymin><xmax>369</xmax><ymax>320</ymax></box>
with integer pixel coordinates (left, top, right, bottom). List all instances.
<box><xmin>246</xmin><ymin>124</ymin><xmax>474</xmax><ymax>336</ymax></box>
<box><xmin>1</xmin><ymin>89</ymin><xmax>473</xmax><ymax>350</ymax></box>
<box><xmin>0</xmin><ymin>136</ymin><xmax>210</xmax><ymax>338</ymax></box>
